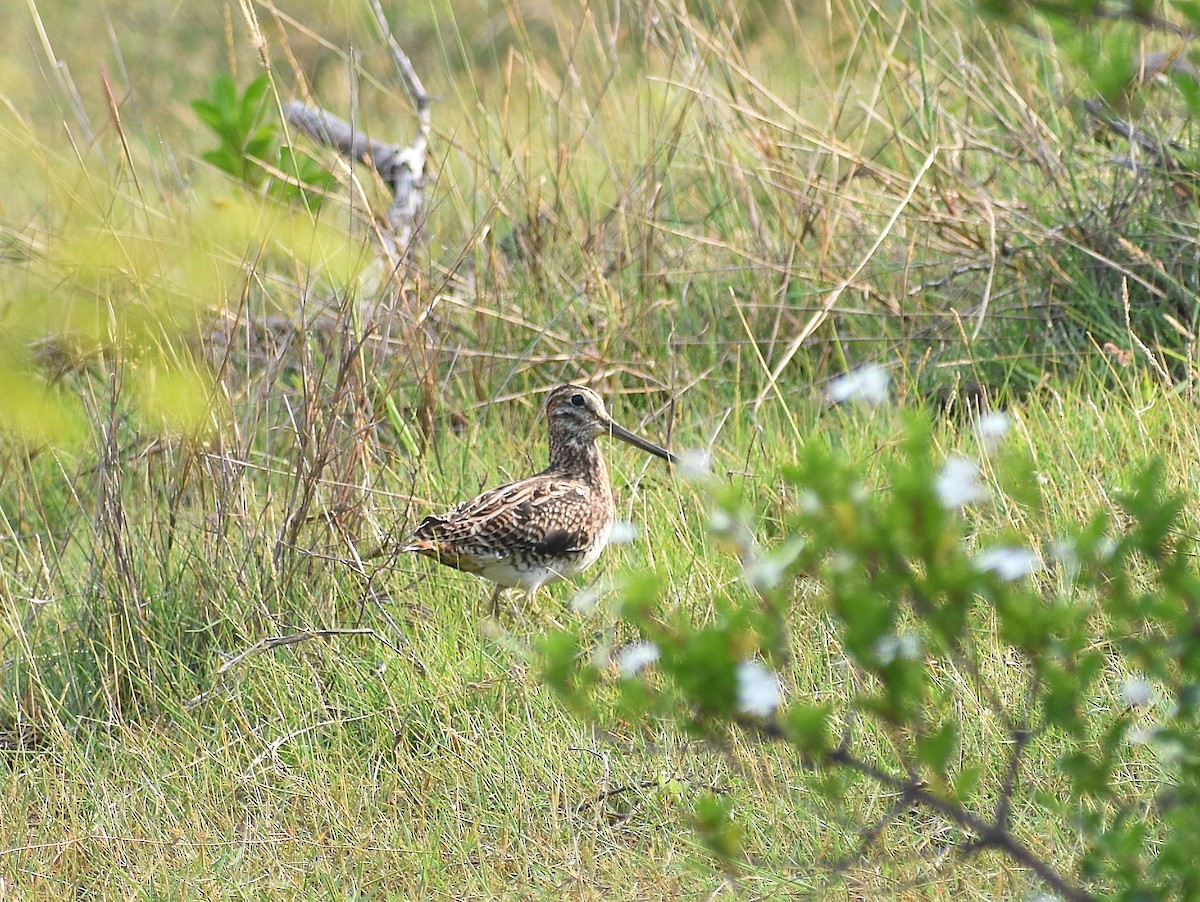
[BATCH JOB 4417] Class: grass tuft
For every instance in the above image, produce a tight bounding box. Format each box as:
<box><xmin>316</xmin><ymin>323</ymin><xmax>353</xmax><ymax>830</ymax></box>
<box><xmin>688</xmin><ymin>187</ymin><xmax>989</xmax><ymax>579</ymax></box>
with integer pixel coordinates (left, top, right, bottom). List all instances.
<box><xmin>0</xmin><ymin>0</ymin><xmax>1197</xmax><ymax>894</ymax></box>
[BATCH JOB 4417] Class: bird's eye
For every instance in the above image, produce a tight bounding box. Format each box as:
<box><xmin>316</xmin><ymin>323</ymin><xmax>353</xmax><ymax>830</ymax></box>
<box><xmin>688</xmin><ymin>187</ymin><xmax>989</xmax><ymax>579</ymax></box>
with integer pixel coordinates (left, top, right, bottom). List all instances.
<box><xmin>570</xmin><ymin>393</ymin><xmax>586</xmax><ymax>408</ymax></box>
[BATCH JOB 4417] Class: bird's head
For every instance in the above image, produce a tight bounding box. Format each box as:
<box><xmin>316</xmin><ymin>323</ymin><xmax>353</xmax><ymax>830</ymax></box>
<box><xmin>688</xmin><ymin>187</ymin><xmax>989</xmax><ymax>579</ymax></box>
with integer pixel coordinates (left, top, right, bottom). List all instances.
<box><xmin>545</xmin><ymin>384</ymin><xmax>676</xmax><ymax>463</ymax></box>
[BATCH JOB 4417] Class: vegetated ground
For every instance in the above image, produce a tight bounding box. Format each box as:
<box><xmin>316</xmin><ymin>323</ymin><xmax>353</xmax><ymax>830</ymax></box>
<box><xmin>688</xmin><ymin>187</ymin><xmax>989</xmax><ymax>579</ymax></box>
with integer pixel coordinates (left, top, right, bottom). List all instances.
<box><xmin>0</xmin><ymin>0</ymin><xmax>1193</xmax><ymax>897</ymax></box>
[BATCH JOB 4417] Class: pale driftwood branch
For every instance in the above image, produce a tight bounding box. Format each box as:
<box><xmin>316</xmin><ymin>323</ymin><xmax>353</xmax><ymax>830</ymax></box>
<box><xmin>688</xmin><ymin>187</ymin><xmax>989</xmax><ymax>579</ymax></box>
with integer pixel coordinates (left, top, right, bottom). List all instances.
<box><xmin>283</xmin><ymin>7</ymin><xmax>430</xmax><ymax>255</ymax></box>
<box><xmin>368</xmin><ymin>0</ymin><xmax>430</xmax><ymax>244</ymax></box>
<box><xmin>368</xmin><ymin>0</ymin><xmax>430</xmax><ymax>154</ymax></box>
<box><xmin>283</xmin><ymin>101</ymin><xmax>410</xmax><ymax>185</ymax></box>
<box><xmin>283</xmin><ymin>101</ymin><xmax>427</xmax><ymax>253</ymax></box>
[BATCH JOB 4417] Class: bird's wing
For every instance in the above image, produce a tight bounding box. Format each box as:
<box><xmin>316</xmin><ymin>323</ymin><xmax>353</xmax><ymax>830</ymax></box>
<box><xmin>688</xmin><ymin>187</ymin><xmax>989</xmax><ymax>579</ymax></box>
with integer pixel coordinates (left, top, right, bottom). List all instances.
<box><xmin>405</xmin><ymin>476</ymin><xmax>597</xmax><ymax>565</ymax></box>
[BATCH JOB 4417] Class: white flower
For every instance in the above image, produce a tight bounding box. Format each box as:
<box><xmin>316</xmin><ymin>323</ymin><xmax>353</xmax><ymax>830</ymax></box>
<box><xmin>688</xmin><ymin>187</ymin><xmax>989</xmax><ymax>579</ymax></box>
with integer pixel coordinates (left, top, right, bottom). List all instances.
<box><xmin>743</xmin><ymin>557</ymin><xmax>784</xmax><ymax>592</ymax></box>
<box><xmin>973</xmin><ymin>546</ymin><xmax>1041</xmax><ymax>580</ymax></box>
<box><xmin>590</xmin><ymin>637</ymin><xmax>616</xmax><ymax>670</ymax></box>
<box><xmin>570</xmin><ymin>582</ymin><xmax>604</xmax><ymax>614</ymax></box>
<box><xmin>1128</xmin><ymin>726</ymin><xmax>1158</xmax><ymax>745</ymax></box>
<box><xmin>735</xmin><ymin>660</ymin><xmax>781</xmax><ymax>717</ymax></box>
<box><xmin>1048</xmin><ymin>540</ymin><xmax>1081</xmax><ymax>581</ymax></box>
<box><xmin>708</xmin><ymin>508</ymin><xmax>755</xmax><ymax>556</ymax></box>
<box><xmin>1049</xmin><ymin>539</ymin><xmax>1077</xmax><ymax>564</ymax></box>
<box><xmin>614</xmin><ymin>641</ymin><xmax>660</xmax><ymax>678</ymax></box>
<box><xmin>935</xmin><ymin>455</ymin><xmax>989</xmax><ymax>509</ymax></box>
<box><xmin>708</xmin><ymin>508</ymin><xmax>735</xmax><ymax>534</ymax></box>
<box><xmin>975</xmin><ymin>411</ymin><xmax>1012</xmax><ymax>453</ymax></box>
<box><xmin>677</xmin><ymin>448</ymin><xmax>713</xmax><ymax>481</ymax></box>
<box><xmin>826</xmin><ymin>365</ymin><xmax>890</xmax><ymax>406</ymax></box>
<box><xmin>609</xmin><ymin>520</ymin><xmax>639</xmax><ymax>544</ymax></box>
<box><xmin>830</xmin><ymin>551</ymin><xmax>856</xmax><ymax>573</ymax></box>
<box><xmin>797</xmin><ymin>490</ymin><xmax>822</xmax><ymax>514</ymax></box>
<box><xmin>1119</xmin><ymin>676</ymin><xmax>1153</xmax><ymax>707</ymax></box>
<box><xmin>743</xmin><ymin>536</ymin><xmax>805</xmax><ymax>592</ymax></box>
<box><xmin>873</xmin><ymin>632</ymin><xmax>922</xmax><ymax>665</ymax></box>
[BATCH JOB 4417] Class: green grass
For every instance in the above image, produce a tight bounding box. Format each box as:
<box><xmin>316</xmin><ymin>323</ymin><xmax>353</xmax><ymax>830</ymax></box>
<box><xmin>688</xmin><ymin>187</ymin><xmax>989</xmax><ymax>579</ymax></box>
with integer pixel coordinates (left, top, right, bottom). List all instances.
<box><xmin>0</xmin><ymin>378</ymin><xmax>1188</xmax><ymax>897</ymax></box>
<box><xmin>0</xmin><ymin>0</ymin><xmax>1196</xmax><ymax>896</ymax></box>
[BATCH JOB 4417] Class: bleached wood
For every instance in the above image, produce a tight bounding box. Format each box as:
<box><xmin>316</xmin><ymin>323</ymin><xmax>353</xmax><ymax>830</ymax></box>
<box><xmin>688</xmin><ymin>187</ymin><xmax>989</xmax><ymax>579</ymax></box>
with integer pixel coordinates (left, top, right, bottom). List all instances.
<box><xmin>283</xmin><ymin>3</ymin><xmax>430</xmax><ymax>255</ymax></box>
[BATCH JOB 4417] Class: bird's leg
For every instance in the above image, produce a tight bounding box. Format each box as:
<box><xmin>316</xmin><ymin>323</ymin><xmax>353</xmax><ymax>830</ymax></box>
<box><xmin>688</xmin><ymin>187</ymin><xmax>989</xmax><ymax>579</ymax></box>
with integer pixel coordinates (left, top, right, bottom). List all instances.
<box><xmin>525</xmin><ymin>585</ymin><xmax>540</xmax><ymax>616</ymax></box>
<box><xmin>488</xmin><ymin>584</ymin><xmax>503</xmax><ymax>618</ymax></box>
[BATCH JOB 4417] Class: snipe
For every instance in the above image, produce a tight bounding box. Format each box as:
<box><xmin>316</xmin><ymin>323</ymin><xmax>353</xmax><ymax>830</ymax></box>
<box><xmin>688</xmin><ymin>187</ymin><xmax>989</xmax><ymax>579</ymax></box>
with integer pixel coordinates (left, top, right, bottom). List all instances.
<box><xmin>404</xmin><ymin>385</ymin><xmax>676</xmax><ymax>614</ymax></box>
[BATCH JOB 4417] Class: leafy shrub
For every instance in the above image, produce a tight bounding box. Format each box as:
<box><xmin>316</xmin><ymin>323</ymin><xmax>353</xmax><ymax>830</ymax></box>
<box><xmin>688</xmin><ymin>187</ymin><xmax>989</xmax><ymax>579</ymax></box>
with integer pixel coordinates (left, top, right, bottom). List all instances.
<box><xmin>192</xmin><ymin>74</ymin><xmax>277</xmax><ymax>186</ymax></box>
<box><xmin>969</xmin><ymin>0</ymin><xmax>1200</xmax><ymax>381</ymax></box>
<box><xmin>192</xmin><ymin>73</ymin><xmax>336</xmax><ymax>207</ymax></box>
<box><xmin>544</xmin><ymin>402</ymin><xmax>1200</xmax><ymax>900</ymax></box>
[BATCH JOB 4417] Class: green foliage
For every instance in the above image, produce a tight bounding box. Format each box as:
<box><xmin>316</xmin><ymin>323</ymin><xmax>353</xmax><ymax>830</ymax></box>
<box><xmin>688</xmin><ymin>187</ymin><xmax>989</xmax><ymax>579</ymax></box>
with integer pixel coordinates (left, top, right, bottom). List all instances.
<box><xmin>192</xmin><ymin>74</ymin><xmax>336</xmax><ymax>207</ymax></box>
<box><xmin>544</xmin><ymin>411</ymin><xmax>1200</xmax><ymax>899</ymax></box>
<box><xmin>691</xmin><ymin>793</ymin><xmax>745</xmax><ymax>874</ymax></box>
<box><xmin>191</xmin><ymin>74</ymin><xmax>277</xmax><ymax>186</ymax></box>
<box><xmin>274</xmin><ymin>144</ymin><xmax>340</xmax><ymax>209</ymax></box>
<box><xmin>980</xmin><ymin>0</ymin><xmax>1200</xmax><ymax>155</ymax></box>
<box><xmin>962</xmin><ymin>0</ymin><xmax>1200</xmax><ymax>390</ymax></box>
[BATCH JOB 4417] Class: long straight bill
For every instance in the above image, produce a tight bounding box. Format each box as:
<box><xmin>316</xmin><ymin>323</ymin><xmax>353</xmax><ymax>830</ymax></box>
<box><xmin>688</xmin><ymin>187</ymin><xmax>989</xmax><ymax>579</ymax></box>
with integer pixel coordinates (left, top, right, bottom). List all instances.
<box><xmin>609</xmin><ymin>421</ymin><xmax>678</xmax><ymax>464</ymax></box>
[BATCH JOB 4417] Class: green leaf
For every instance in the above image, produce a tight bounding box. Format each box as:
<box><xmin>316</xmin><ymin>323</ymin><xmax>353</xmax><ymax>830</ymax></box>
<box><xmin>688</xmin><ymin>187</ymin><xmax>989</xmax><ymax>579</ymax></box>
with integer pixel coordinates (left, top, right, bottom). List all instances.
<box><xmin>619</xmin><ymin>570</ymin><xmax>662</xmax><ymax>624</ymax></box>
<box><xmin>916</xmin><ymin>721</ymin><xmax>958</xmax><ymax>775</ymax></box>
<box><xmin>1041</xmin><ymin>662</ymin><xmax>1084</xmax><ymax>730</ymax></box>
<box><xmin>540</xmin><ymin>630</ymin><xmax>590</xmax><ymax>703</ymax></box>
<box><xmin>190</xmin><ymin>98</ymin><xmax>223</xmax><ymax>130</ymax></box>
<box><xmin>213</xmin><ymin>73</ymin><xmax>237</xmax><ymax>116</ymax></box>
<box><xmin>692</xmin><ymin>794</ymin><xmax>744</xmax><ymax>871</ymax></box>
<box><xmin>975</xmin><ymin>0</ymin><xmax>1016</xmax><ymax>20</ymax></box>
<box><xmin>244</xmin><ymin>136</ymin><xmax>275</xmax><ymax>161</ymax></box>
<box><xmin>1177</xmin><ymin>0</ymin><xmax>1200</xmax><ymax>27</ymax></box>
<box><xmin>200</xmin><ymin>148</ymin><xmax>242</xmax><ymax>178</ymax></box>
<box><xmin>240</xmin><ymin>75</ymin><xmax>272</xmax><ymax>124</ymax></box>
<box><xmin>952</xmin><ymin>765</ymin><xmax>981</xmax><ymax>803</ymax></box>
<box><xmin>1060</xmin><ymin>749</ymin><xmax>1112</xmax><ymax>798</ymax></box>
<box><xmin>666</xmin><ymin>626</ymin><xmax>739</xmax><ymax>719</ymax></box>
<box><xmin>781</xmin><ymin>703</ymin><xmax>832</xmax><ymax>756</ymax></box>
<box><xmin>1170</xmin><ymin>67</ymin><xmax>1200</xmax><ymax>117</ymax></box>
<box><xmin>192</xmin><ymin>73</ymin><xmax>278</xmax><ymax>190</ymax></box>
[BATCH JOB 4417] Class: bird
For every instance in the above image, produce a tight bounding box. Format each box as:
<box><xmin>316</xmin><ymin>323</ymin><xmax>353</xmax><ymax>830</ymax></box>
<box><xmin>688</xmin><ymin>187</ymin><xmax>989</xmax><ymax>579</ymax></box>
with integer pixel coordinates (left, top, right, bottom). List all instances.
<box><xmin>403</xmin><ymin>384</ymin><xmax>677</xmax><ymax>616</ymax></box>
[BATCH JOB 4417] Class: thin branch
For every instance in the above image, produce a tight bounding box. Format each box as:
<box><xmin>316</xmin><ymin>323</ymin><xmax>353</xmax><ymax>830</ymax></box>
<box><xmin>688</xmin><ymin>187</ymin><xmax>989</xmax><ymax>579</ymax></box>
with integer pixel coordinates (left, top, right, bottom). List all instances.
<box><xmin>825</xmin><ymin>792</ymin><xmax>912</xmax><ymax>878</ymax></box>
<box><xmin>282</xmin><ymin>9</ymin><xmax>430</xmax><ymax>255</ymax></box>
<box><xmin>185</xmin><ymin>628</ymin><xmax>397</xmax><ymax>709</ymax></box>
<box><xmin>824</xmin><ymin>745</ymin><xmax>1093</xmax><ymax>902</ymax></box>
<box><xmin>282</xmin><ymin>101</ymin><xmax>422</xmax><ymax>197</ymax></box>
<box><xmin>1082</xmin><ymin>99</ymin><xmax>1181</xmax><ymax>171</ymax></box>
<box><xmin>993</xmin><ymin>726</ymin><xmax>1031</xmax><ymax>834</ymax></box>
<box><xmin>245</xmin><ymin>712</ymin><xmax>377</xmax><ymax>776</ymax></box>
<box><xmin>367</xmin><ymin>0</ymin><xmax>430</xmax><ymax>153</ymax></box>
<box><xmin>575</xmin><ymin>779</ymin><xmax>663</xmax><ymax>814</ymax></box>
<box><xmin>739</xmin><ymin>717</ymin><xmax>1093</xmax><ymax>902</ymax></box>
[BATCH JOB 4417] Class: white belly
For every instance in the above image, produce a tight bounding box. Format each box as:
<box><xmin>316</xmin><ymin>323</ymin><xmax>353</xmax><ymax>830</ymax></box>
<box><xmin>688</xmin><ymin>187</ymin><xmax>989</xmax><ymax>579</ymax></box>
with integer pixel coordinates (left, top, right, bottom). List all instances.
<box><xmin>479</xmin><ymin>519</ymin><xmax>612</xmax><ymax>593</ymax></box>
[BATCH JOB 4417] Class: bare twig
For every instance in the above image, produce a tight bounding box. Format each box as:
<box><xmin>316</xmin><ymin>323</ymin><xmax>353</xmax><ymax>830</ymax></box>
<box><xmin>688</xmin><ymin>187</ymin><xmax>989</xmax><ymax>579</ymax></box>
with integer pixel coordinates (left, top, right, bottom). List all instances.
<box><xmin>739</xmin><ymin>717</ymin><xmax>1094</xmax><ymax>902</ymax></box>
<box><xmin>283</xmin><ymin>5</ymin><xmax>430</xmax><ymax>255</ymax></box>
<box><xmin>283</xmin><ymin>102</ymin><xmax>415</xmax><ymax>188</ymax></box>
<box><xmin>367</xmin><ymin>0</ymin><xmax>430</xmax><ymax>153</ymax></box>
<box><xmin>245</xmin><ymin>712</ymin><xmax>377</xmax><ymax>776</ymax></box>
<box><xmin>824</xmin><ymin>745</ymin><xmax>1091</xmax><ymax>901</ymax></box>
<box><xmin>184</xmin><ymin>628</ymin><xmax>398</xmax><ymax>709</ymax></box>
<box><xmin>1082</xmin><ymin>98</ymin><xmax>1181</xmax><ymax>171</ymax></box>
<box><xmin>992</xmin><ymin>726</ymin><xmax>1031</xmax><ymax>835</ymax></box>
<box><xmin>574</xmin><ymin>779</ymin><xmax>662</xmax><ymax>815</ymax></box>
